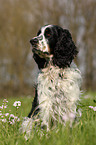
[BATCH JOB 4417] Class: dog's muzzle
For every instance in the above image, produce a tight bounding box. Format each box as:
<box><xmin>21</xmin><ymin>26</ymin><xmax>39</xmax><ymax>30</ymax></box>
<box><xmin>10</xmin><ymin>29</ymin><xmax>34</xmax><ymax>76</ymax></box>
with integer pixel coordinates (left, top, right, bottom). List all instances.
<box><xmin>30</xmin><ymin>36</ymin><xmax>51</xmax><ymax>59</ymax></box>
<box><xmin>30</xmin><ymin>37</ymin><xmax>39</xmax><ymax>53</ymax></box>
<box><xmin>30</xmin><ymin>38</ymin><xmax>38</xmax><ymax>46</ymax></box>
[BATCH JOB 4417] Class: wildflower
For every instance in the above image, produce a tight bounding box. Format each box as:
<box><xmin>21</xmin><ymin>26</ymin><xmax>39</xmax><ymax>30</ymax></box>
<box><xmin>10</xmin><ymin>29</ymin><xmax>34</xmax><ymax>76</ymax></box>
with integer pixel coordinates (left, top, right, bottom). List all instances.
<box><xmin>0</xmin><ymin>105</ymin><xmax>3</xmax><ymax>109</ymax></box>
<box><xmin>89</xmin><ymin>106</ymin><xmax>96</xmax><ymax>111</ymax></box>
<box><xmin>9</xmin><ymin>120</ymin><xmax>15</xmax><ymax>125</ymax></box>
<box><xmin>17</xmin><ymin>118</ymin><xmax>20</xmax><ymax>122</ymax></box>
<box><xmin>2</xmin><ymin>119</ymin><xmax>7</xmax><ymax>123</ymax></box>
<box><xmin>0</xmin><ymin>112</ymin><xmax>2</xmax><ymax>116</ymax></box>
<box><xmin>0</xmin><ymin>104</ymin><xmax>7</xmax><ymax>109</ymax></box>
<box><xmin>3</xmin><ymin>99</ymin><xmax>8</xmax><ymax>103</ymax></box>
<box><xmin>4</xmin><ymin>105</ymin><xmax>8</xmax><ymax>109</ymax></box>
<box><xmin>14</xmin><ymin>116</ymin><xmax>20</xmax><ymax>122</ymax></box>
<box><xmin>89</xmin><ymin>106</ymin><xmax>93</xmax><ymax>109</ymax></box>
<box><xmin>93</xmin><ymin>107</ymin><xmax>96</xmax><ymax>111</ymax></box>
<box><xmin>9</xmin><ymin>114</ymin><xmax>15</xmax><ymax>124</ymax></box>
<box><xmin>9</xmin><ymin>114</ymin><xmax>20</xmax><ymax>124</ymax></box>
<box><xmin>9</xmin><ymin>114</ymin><xmax>15</xmax><ymax>118</ymax></box>
<box><xmin>9</xmin><ymin>121</ymin><xmax>13</xmax><ymax>124</ymax></box>
<box><xmin>13</xmin><ymin>101</ymin><xmax>21</xmax><ymax>107</ymax></box>
<box><xmin>5</xmin><ymin>113</ymin><xmax>9</xmax><ymax>116</ymax></box>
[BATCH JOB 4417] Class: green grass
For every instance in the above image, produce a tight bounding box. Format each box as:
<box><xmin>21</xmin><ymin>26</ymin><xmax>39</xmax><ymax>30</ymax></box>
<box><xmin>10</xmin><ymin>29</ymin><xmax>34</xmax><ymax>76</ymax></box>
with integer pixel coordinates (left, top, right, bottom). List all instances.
<box><xmin>0</xmin><ymin>92</ymin><xmax>96</xmax><ymax>145</ymax></box>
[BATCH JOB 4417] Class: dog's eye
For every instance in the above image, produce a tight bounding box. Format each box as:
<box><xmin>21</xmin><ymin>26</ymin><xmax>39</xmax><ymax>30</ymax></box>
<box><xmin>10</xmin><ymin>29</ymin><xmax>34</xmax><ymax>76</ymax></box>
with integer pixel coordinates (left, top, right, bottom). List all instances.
<box><xmin>45</xmin><ymin>28</ymin><xmax>51</xmax><ymax>38</ymax></box>
<box><xmin>47</xmin><ymin>33</ymin><xmax>51</xmax><ymax>36</ymax></box>
<box><xmin>46</xmin><ymin>33</ymin><xmax>51</xmax><ymax>38</ymax></box>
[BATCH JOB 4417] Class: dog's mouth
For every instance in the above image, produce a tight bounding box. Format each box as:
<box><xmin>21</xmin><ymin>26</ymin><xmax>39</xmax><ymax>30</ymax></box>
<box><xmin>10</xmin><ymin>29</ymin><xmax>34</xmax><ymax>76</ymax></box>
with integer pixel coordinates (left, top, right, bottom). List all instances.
<box><xmin>32</xmin><ymin>48</ymin><xmax>51</xmax><ymax>59</ymax></box>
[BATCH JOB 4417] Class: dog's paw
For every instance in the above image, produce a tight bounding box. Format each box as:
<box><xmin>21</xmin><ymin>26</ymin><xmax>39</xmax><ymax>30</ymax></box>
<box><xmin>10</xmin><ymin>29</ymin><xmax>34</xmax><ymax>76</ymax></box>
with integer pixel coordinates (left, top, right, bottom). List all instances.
<box><xmin>19</xmin><ymin>117</ymin><xmax>33</xmax><ymax>140</ymax></box>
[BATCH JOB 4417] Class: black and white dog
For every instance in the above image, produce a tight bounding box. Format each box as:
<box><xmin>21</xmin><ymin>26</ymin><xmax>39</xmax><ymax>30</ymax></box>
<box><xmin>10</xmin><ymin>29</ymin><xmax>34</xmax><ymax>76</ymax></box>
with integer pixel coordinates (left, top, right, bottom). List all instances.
<box><xmin>21</xmin><ymin>24</ymin><xmax>82</xmax><ymax>139</ymax></box>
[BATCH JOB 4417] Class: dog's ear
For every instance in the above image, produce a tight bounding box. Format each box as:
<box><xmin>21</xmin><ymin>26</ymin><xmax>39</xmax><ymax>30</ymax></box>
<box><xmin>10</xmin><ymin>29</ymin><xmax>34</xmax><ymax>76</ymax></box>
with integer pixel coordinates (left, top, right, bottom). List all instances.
<box><xmin>53</xmin><ymin>29</ymin><xmax>78</xmax><ymax>68</ymax></box>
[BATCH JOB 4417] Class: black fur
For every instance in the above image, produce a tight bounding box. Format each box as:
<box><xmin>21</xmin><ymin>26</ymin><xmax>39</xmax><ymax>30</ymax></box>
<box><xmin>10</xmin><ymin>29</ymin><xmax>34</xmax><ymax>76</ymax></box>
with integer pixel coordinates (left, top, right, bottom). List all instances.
<box><xmin>52</xmin><ymin>29</ymin><xmax>78</xmax><ymax>68</ymax></box>
<box><xmin>33</xmin><ymin>53</ymin><xmax>47</xmax><ymax>69</ymax></box>
<box><xmin>28</xmin><ymin>88</ymin><xmax>40</xmax><ymax>117</ymax></box>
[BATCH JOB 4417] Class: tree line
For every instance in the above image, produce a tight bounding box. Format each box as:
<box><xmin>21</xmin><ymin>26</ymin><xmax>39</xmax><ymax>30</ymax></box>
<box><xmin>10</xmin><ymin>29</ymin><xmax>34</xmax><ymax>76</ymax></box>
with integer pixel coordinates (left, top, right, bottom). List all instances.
<box><xmin>0</xmin><ymin>0</ymin><xmax>96</xmax><ymax>96</ymax></box>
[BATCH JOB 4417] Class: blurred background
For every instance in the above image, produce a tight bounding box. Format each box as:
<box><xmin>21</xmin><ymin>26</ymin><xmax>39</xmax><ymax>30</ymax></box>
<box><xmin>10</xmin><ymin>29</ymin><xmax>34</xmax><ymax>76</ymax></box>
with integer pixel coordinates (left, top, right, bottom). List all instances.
<box><xmin>0</xmin><ymin>0</ymin><xmax>96</xmax><ymax>97</ymax></box>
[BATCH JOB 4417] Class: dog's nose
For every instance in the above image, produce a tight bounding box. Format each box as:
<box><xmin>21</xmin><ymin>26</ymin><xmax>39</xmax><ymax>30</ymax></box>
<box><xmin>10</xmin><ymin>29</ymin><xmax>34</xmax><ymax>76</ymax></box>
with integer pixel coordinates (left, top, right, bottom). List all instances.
<box><xmin>30</xmin><ymin>38</ymin><xmax>38</xmax><ymax>45</ymax></box>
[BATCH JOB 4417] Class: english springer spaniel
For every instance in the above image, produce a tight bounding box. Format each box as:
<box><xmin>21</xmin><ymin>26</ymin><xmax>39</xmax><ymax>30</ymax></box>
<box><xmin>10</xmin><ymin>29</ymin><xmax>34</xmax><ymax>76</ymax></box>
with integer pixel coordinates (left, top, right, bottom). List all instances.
<box><xmin>21</xmin><ymin>24</ymin><xmax>82</xmax><ymax>139</ymax></box>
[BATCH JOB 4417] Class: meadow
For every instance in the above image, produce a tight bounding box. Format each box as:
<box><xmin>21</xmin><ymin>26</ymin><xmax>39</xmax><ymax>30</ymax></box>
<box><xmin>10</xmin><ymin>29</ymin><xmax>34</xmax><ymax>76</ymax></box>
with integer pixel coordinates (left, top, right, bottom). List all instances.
<box><xmin>0</xmin><ymin>92</ymin><xmax>96</xmax><ymax>145</ymax></box>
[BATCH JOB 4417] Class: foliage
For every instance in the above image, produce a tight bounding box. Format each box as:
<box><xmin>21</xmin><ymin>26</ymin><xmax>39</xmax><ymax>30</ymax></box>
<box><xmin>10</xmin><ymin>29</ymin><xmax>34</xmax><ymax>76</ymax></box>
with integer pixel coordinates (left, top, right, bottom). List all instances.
<box><xmin>0</xmin><ymin>92</ymin><xmax>96</xmax><ymax>145</ymax></box>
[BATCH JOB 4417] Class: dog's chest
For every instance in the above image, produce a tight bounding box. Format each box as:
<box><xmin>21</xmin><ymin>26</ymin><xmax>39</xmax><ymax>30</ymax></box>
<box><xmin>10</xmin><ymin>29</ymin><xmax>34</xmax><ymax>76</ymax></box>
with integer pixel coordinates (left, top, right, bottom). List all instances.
<box><xmin>37</xmin><ymin>64</ymin><xmax>82</xmax><ymax>125</ymax></box>
<box><xmin>37</xmin><ymin>66</ymin><xmax>63</xmax><ymax>104</ymax></box>
<box><xmin>37</xmin><ymin>67</ymin><xmax>58</xmax><ymax>109</ymax></box>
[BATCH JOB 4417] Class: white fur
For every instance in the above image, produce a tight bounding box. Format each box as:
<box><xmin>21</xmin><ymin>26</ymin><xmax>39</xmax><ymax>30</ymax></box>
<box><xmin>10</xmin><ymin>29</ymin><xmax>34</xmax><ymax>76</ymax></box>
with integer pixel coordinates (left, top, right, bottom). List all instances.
<box><xmin>20</xmin><ymin>117</ymin><xmax>33</xmax><ymax>140</ymax></box>
<box><xmin>36</xmin><ymin>25</ymin><xmax>52</xmax><ymax>53</ymax></box>
<box><xmin>38</xmin><ymin>62</ymin><xmax>82</xmax><ymax>128</ymax></box>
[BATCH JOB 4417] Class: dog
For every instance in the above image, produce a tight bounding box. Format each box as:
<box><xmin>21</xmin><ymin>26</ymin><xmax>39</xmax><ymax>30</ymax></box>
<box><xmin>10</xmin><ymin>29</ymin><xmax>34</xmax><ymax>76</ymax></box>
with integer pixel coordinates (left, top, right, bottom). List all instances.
<box><xmin>21</xmin><ymin>24</ymin><xmax>82</xmax><ymax>139</ymax></box>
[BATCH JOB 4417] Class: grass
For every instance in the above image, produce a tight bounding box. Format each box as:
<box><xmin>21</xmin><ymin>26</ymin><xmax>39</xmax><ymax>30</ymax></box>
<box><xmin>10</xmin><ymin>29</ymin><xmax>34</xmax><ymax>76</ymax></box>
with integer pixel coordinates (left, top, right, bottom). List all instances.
<box><xmin>0</xmin><ymin>92</ymin><xmax>96</xmax><ymax>145</ymax></box>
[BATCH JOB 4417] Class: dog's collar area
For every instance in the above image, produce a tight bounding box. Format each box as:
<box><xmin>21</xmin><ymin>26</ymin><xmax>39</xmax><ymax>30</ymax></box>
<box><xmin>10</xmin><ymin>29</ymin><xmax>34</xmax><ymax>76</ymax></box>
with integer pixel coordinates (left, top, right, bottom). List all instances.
<box><xmin>41</xmin><ymin>64</ymin><xmax>59</xmax><ymax>73</ymax></box>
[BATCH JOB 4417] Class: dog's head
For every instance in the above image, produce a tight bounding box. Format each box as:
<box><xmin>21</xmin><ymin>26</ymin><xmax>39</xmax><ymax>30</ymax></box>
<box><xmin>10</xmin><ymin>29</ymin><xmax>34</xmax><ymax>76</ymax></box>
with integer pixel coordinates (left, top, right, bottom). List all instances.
<box><xmin>30</xmin><ymin>24</ymin><xmax>78</xmax><ymax>69</ymax></box>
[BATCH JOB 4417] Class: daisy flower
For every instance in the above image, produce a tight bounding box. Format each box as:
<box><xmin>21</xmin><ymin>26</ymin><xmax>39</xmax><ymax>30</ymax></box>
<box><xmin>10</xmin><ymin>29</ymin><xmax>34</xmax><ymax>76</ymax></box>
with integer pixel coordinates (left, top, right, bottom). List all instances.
<box><xmin>13</xmin><ymin>101</ymin><xmax>21</xmax><ymax>107</ymax></box>
<box><xmin>89</xmin><ymin>106</ymin><xmax>96</xmax><ymax>111</ymax></box>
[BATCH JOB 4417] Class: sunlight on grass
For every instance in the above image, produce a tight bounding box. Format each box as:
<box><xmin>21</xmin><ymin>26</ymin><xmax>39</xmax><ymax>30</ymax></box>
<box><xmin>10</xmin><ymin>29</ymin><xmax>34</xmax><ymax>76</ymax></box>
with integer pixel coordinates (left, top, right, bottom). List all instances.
<box><xmin>0</xmin><ymin>92</ymin><xmax>96</xmax><ymax>145</ymax></box>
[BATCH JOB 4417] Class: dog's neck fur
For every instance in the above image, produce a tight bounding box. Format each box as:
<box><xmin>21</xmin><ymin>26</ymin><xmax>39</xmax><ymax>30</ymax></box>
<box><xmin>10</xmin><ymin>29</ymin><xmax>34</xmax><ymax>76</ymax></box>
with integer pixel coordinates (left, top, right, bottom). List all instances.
<box><xmin>42</xmin><ymin>54</ymin><xmax>53</xmax><ymax>70</ymax></box>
